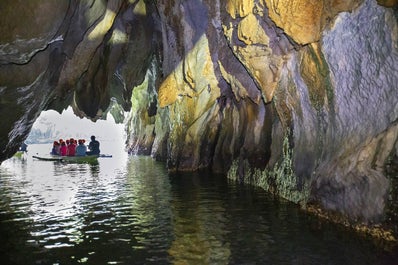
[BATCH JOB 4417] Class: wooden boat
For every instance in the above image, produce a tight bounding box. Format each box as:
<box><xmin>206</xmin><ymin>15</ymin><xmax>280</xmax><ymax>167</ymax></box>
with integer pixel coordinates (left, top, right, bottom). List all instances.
<box><xmin>32</xmin><ymin>155</ymin><xmax>99</xmax><ymax>164</ymax></box>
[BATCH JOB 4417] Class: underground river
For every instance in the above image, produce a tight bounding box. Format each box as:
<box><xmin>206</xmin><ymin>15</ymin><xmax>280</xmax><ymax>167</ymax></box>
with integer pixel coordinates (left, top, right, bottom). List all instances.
<box><xmin>0</xmin><ymin>144</ymin><xmax>397</xmax><ymax>265</ymax></box>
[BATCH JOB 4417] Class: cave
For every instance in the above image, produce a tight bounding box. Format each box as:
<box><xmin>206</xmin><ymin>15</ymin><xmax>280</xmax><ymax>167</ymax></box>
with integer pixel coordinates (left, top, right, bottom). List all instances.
<box><xmin>0</xmin><ymin>0</ymin><xmax>397</xmax><ymax>236</ymax></box>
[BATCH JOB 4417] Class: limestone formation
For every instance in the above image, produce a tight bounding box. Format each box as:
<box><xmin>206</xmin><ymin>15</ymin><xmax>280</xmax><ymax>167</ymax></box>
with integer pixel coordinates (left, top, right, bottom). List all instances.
<box><xmin>0</xmin><ymin>0</ymin><xmax>397</xmax><ymax>225</ymax></box>
<box><xmin>0</xmin><ymin>0</ymin><xmax>154</xmax><ymax>161</ymax></box>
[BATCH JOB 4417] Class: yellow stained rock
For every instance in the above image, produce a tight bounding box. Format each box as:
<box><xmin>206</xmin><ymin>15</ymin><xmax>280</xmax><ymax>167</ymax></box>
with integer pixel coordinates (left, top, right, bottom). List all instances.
<box><xmin>236</xmin><ymin>45</ymin><xmax>282</xmax><ymax>102</ymax></box>
<box><xmin>158</xmin><ymin>35</ymin><xmax>220</xmax><ymax>112</ymax></box>
<box><xmin>238</xmin><ymin>13</ymin><xmax>270</xmax><ymax>45</ymax></box>
<box><xmin>158</xmin><ymin>72</ymin><xmax>179</xmax><ymax>108</ymax></box>
<box><xmin>226</xmin><ymin>0</ymin><xmax>254</xmax><ymax>19</ymax></box>
<box><xmin>265</xmin><ymin>0</ymin><xmax>323</xmax><ymax>44</ymax></box>
<box><xmin>377</xmin><ymin>0</ymin><xmax>398</xmax><ymax>7</ymax></box>
<box><xmin>88</xmin><ymin>9</ymin><xmax>117</xmax><ymax>40</ymax></box>
<box><xmin>132</xmin><ymin>0</ymin><xmax>146</xmax><ymax>15</ymax></box>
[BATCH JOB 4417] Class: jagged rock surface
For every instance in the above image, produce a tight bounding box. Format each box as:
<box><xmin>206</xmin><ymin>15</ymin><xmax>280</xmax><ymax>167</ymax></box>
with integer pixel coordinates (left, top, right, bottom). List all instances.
<box><xmin>0</xmin><ymin>0</ymin><xmax>154</xmax><ymax>161</ymax></box>
<box><xmin>0</xmin><ymin>0</ymin><xmax>397</xmax><ymax>223</ymax></box>
<box><xmin>126</xmin><ymin>0</ymin><xmax>398</xmax><ymax>222</ymax></box>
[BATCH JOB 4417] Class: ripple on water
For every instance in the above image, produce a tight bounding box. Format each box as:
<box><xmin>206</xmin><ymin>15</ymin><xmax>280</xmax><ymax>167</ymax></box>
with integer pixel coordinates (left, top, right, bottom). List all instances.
<box><xmin>0</xmin><ymin>149</ymin><xmax>398</xmax><ymax>264</ymax></box>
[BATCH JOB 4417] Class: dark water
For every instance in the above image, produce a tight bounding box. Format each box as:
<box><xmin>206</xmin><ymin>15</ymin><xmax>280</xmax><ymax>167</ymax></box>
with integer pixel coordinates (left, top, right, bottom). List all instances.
<box><xmin>386</xmin><ymin>155</ymin><xmax>398</xmax><ymax>236</ymax></box>
<box><xmin>0</xmin><ymin>145</ymin><xmax>397</xmax><ymax>265</ymax></box>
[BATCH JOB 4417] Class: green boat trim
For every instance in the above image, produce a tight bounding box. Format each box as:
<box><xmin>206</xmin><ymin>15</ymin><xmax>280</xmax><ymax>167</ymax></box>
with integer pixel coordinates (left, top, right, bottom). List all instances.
<box><xmin>14</xmin><ymin>151</ymin><xmax>27</xmax><ymax>158</ymax></box>
<box><xmin>33</xmin><ymin>155</ymin><xmax>99</xmax><ymax>164</ymax></box>
<box><xmin>32</xmin><ymin>155</ymin><xmax>62</xmax><ymax>162</ymax></box>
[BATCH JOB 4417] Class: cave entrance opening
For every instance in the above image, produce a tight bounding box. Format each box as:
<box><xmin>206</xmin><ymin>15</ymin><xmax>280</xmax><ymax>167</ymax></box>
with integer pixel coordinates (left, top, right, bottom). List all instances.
<box><xmin>26</xmin><ymin>107</ymin><xmax>126</xmax><ymax>157</ymax></box>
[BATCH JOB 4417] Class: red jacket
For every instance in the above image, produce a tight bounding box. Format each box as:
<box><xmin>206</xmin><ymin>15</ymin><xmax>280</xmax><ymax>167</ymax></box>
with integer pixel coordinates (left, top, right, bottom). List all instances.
<box><xmin>67</xmin><ymin>143</ymin><xmax>76</xmax><ymax>156</ymax></box>
<box><xmin>60</xmin><ymin>144</ymin><xmax>67</xmax><ymax>156</ymax></box>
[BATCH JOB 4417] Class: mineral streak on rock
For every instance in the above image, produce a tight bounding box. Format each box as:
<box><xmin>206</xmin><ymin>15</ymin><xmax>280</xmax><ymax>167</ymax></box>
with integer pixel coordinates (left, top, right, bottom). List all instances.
<box><xmin>0</xmin><ymin>0</ymin><xmax>397</xmax><ymax>225</ymax></box>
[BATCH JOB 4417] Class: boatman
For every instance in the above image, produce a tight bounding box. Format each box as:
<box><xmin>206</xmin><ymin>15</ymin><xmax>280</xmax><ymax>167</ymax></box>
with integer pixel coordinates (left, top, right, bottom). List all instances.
<box><xmin>86</xmin><ymin>135</ymin><xmax>100</xmax><ymax>156</ymax></box>
<box><xmin>19</xmin><ymin>142</ymin><xmax>28</xmax><ymax>152</ymax></box>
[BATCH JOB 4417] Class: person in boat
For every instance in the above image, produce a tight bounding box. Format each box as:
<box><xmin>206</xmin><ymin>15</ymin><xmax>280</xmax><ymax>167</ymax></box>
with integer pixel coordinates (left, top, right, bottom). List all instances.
<box><xmin>19</xmin><ymin>142</ymin><xmax>28</xmax><ymax>152</ymax></box>
<box><xmin>65</xmin><ymin>139</ymin><xmax>71</xmax><ymax>155</ymax></box>
<box><xmin>51</xmin><ymin>141</ymin><xmax>60</xmax><ymax>155</ymax></box>
<box><xmin>60</xmin><ymin>141</ymin><xmax>68</xmax><ymax>156</ymax></box>
<box><xmin>67</xmin><ymin>138</ymin><xmax>76</xmax><ymax>156</ymax></box>
<box><xmin>86</xmin><ymin>135</ymin><xmax>100</xmax><ymax>156</ymax></box>
<box><xmin>75</xmin><ymin>139</ymin><xmax>87</xmax><ymax>156</ymax></box>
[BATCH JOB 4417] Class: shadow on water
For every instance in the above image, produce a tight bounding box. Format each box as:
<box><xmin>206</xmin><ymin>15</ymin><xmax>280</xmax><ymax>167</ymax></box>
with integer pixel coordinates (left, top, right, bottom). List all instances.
<box><xmin>167</xmin><ymin>171</ymin><xmax>398</xmax><ymax>265</ymax></box>
<box><xmin>386</xmin><ymin>154</ymin><xmax>398</xmax><ymax>237</ymax></box>
<box><xmin>0</xmin><ymin>151</ymin><xmax>397</xmax><ymax>264</ymax></box>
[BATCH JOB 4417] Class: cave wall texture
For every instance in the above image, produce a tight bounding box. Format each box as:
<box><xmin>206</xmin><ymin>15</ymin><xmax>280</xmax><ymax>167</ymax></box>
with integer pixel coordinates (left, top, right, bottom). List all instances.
<box><xmin>0</xmin><ymin>0</ymin><xmax>397</xmax><ymax>223</ymax></box>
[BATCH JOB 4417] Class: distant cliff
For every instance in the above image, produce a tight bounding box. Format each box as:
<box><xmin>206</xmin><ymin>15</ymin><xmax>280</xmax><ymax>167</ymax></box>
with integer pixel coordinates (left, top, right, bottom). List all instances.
<box><xmin>0</xmin><ymin>0</ymin><xmax>397</xmax><ymax>224</ymax></box>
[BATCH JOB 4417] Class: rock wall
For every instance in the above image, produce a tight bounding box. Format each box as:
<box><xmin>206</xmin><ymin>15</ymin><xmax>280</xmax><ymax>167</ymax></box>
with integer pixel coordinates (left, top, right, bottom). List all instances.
<box><xmin>313</xmin><ymin>1</ymin><xmax>398</xmax><ymax>221</ymax></box>
<box><xmin>126</xmin><ymin>0</ymin><xmax>398</xmax><ymax>222</ymax></box>
<box><xmin>0</xmin><ymin>0</ymin><xmax>397</xmax><ymax>223</ymax></box>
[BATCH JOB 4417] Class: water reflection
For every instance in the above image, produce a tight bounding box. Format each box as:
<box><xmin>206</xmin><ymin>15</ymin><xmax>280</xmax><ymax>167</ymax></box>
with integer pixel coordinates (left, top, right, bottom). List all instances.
<box><xmin>0</xmin><ymin>147</ymin><xmax>397</xmax><ymax>264</ymax></box>
<box><xmin>168</xmin><ymin>173</ymin><xmax>231</xmax><ymax>264</ymax></box>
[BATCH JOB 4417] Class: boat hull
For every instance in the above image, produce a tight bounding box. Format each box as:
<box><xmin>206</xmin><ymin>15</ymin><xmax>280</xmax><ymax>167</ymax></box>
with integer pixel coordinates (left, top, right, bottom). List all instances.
<box><xmin>33</xmin><ymin>155</ymin><xmax>99</xmax><ymax>164</ymax></box>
